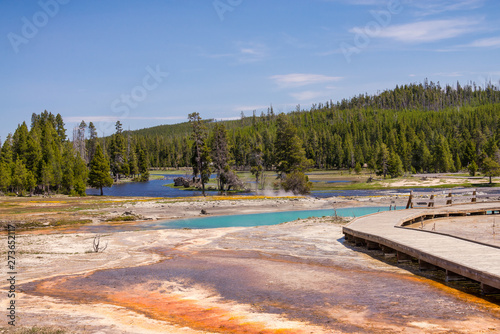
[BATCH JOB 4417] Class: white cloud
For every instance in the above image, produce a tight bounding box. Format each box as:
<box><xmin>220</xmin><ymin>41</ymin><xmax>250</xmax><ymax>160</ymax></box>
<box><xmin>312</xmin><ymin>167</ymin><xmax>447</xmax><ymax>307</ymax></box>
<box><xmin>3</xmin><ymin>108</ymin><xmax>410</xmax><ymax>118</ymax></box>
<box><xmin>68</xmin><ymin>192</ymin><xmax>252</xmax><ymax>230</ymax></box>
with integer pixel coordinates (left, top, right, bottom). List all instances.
<box><xmin>270</xmin><ymin>73</ymin><xmax>342</xmax><ymax>88</ymax></box>
<box><xmin>321</xmin><ymin>0</ymin><xmax>484</xmax><ymax>13</ymax></box>
<box><xmin>290</xmin><ymin>90</ymin><xmax>328</xmax><ymax>101</ymax></box>
<box><xmin>235</xmin><ymin>42</ymin><xmax>267</xmax><ymax>63</ymax></box>
<box><xmin>201</xmin><ymin>42</ymin><xmax>267</xmax><ymax>64</ymax></box>
<box><xmin>412</xmin><ymin>0</ymin><xmax>484</xmax><ymax>16</ymax></box>
<box><xmin>316</xmin><ymin>49</ymin><xmax>343</xmax><ymax>57</ymax></box>
<box><xmin>240</xmin><ymin>48</ymin><xmax>259</xmax><ymax>55</ymax></box>
<box><xmin>356</xmin><ymin>18</ymin><xmax>480</xmax><ymax>43</ymax></box>
<box><xmin>462</xmin><ymin>37</ymin><xmax>500</xmax><ymax>48</ymax></box>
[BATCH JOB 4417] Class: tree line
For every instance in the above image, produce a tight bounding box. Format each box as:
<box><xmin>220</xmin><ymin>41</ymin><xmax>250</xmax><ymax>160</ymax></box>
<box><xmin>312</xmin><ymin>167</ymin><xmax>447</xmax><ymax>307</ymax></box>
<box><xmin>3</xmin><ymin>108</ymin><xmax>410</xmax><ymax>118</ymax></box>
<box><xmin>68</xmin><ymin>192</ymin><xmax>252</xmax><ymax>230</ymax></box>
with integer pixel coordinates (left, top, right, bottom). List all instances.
<box><xmin>0</xmin><ymin>112</ymin><xmax>149</xmax><ymax>196</ymax></box>
<box><xmin>2</xmin><ymin>80</ymin><xmax>500</xmax><ymax>196</ymax></box>
<box><xmin>124</xmin><ymin>81</ymin><xmax>500</xmax><ymax>179</ymax></box>
<box><xmin>187</xmin><ymin>111</ymin><xmax>311</xmax><ymax>195</ymax></box>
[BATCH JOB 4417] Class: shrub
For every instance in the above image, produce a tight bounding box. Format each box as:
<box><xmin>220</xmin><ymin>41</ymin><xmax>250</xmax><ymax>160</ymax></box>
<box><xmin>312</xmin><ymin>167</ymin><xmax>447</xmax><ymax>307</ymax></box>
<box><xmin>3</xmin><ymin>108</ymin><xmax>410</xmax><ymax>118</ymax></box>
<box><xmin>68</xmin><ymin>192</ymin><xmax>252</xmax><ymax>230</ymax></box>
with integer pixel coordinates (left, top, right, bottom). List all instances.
<box><xmin>281</xmin><ymin>172</ymin><xmax>312</xmax><ymax>195</ymax></box>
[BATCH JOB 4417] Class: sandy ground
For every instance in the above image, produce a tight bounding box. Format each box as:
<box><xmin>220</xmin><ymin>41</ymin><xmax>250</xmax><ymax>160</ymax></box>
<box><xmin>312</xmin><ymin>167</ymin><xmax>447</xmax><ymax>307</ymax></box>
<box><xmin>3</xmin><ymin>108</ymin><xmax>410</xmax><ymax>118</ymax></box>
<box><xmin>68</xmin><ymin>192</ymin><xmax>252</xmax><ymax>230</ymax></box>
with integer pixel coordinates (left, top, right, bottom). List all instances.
<box><xmin>354</xmin><ymin>173</ymin><xmax>496</xmax><ymax>188</ymax></box>
<box><xmin>387</xmin><ymin>178</ymin><xmax>470</xmax><ymax>188</ymax></box>
<box><xmin>1</xmin><ymin>196</ymin><xmax>500</xmax><ymax>333</ymax></box>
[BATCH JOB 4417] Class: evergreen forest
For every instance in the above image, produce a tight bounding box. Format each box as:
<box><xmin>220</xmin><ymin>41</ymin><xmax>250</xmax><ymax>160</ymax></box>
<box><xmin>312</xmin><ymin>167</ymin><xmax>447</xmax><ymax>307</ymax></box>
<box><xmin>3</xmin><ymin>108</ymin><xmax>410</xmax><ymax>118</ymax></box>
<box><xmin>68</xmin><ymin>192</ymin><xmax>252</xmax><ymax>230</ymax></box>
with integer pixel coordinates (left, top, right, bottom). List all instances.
<box><xmin>1</xmin><ymin>80</ymin><xmax>500</xmax><ymax>196</ymax></box>
<box><xmin>122</xmin><ymin>81</ymin><xmax>500</xmax><ymax>179</ymax></box>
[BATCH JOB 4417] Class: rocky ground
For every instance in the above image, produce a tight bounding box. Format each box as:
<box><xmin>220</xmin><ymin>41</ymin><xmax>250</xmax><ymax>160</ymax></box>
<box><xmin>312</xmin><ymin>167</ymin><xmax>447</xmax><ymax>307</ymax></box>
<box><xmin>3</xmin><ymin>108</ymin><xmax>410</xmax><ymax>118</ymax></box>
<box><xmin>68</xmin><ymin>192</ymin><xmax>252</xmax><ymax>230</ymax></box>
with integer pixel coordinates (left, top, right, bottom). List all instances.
<box><xmin>0</xmin><ymin>195</ymin><xmax>404</xmax><ymax>228</ymax></box>
<box><xmin>1</xmin><ymin>196</ymin><xmax>499</xmax><ymax>333</ymax></box>
<box><xmin>93</xmin><ymin>195</ymin><xmax>405</xmax><ymax>222</ymax></box>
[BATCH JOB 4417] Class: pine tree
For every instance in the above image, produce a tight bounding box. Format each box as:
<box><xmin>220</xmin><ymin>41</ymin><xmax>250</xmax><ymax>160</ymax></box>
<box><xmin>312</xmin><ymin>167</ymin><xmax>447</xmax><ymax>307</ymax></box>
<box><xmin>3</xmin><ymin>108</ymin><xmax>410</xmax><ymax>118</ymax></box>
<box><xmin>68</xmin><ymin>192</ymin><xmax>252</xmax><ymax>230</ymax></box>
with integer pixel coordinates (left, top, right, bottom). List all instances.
<box><xmin>454</xmin><ymin>152</ymin><xmax>462</xmax><ymax>171</ymax></box>
<box><xmin>87</xmin><ymin>122</ymin><xmax>98</xmax><ymax>163</ymax></box>
<box><xmin>434</xmin><ymin>135</ymin><xmax>454</xmax><ymax>172</ymax></box>
<box><xmin>412</xmin><ymin>134</ymin><xmax>432</xmax><ymax>173</ymax></box>
<box><xmin>0</xmin><ymin>161</ymin><xmax>11</xmax><ymax>193</ymax></box>
<box><xmin>138</xmin><ymin>148</ymin><xmax>149</xmax><ymax>182</ymax></box>
<box><xmin>55</xmin><ymin>113</ymin><xmax>67</xmax><ymax>143</ymax></box>
<box><xmin>88</xmin><ymin>143</ymin><xmax>113</xmax><ymax>196</ymax></box>
<box><xmin>1</xmin><ymin>134</ymin><xmax>13</xmax><ymax>164</ymax></box>
<box><xmin>61</xmin><ymin>155</ymin><xmax>75</xmax><ymax>194</ymax></box>
<box><xmin>73</xmin><ymin>153</ymin><xmax>88</xmax><ymax>196</ymax></box>
<box><xmin>13</xmin><ymin>122</ymin><xmax>29</xmax><ymax>164</ymax></box>
<box><xmin>210</xmin><ymin>123</ymin><xmax>230</xmax><ymax>191</ymax></box>
<box><xmin>481</xmin><ymin>157</ymin><xmax>500</xmax><ymax>184</ymax></box>
<box><xmin>128</xmin><ymin>149</ymin><xmax>138</xmax><ymax>178</ymax></box>
<box><xmin>388</xmin><ymin>150</ymin><xmax>404</xmax><ymax>178</ymax></box>
<box><xmin>376</xmin><ymin>142</ymin><xmax>390</xmax><ymax>177</ymax></box>
<box><xmin>11</xmin><ymin>157</ymin><xmax>27</xmax><ymax>194</ymax></box>
<box><xmin>462</xmin><ymin>139</ymin><xmax>476</xmax><ymax>167</ymax></box>
<box><xmin>75</xmin><ymin>120</ymin><xmax>88</xmax><ymax>162</ymax></box>
<box><xmin>468</xmin><ymin>161</ymin><xmax>478</xmax><ymax>176</ymax></box>
<box><xmin>274</xmin><ymin>113</ymin><xmax>308</xmax><ymax>177</ymax></box>
<box><xmin>51</xmin><ymin>150</ymin><xmax>63</xmax><ymax>191</ymax></box>
<box><xmin>40</xmin><ymin>161</ymin><xmax>53</xmax><ymax>194</ymax></box>
<box><xmin>332</xmin><ymin>134</ymin><xmax>343</xmax><ymax>169</ymax></box>
<box><xmin>26</xmin><ymin>135</ymin><xmax>42</xmax><ymax>176</ymax></box>
<box><xmin>189</xmin><ymin>113</ymin><xmax>211</xmax><ymax>195</ymax></box>
<box><xmin>1</xmin><ymin>135</ymin><xmax>14</xmax><ymax>189</ymax></box>
<box><xmin>354</xmin><ymin>162</ymin><xmax>362</xmax><ymax>175</ymax></box>
<box><xmin>250</xmin><ymin>142</ymin><xmax>264</xmax><ymax>191</ymax></box>
<box><xmin>61</xmin><ymin>142</ymin><xmax>79</xmax><ymax>194</ymax></box>
<box><xmin>24</xmin><ymin>171</ymin><xmax>37</xmax><ymax>196</ymax></box>
<box><xmin>110</xmin><ymin>121</ymin><xmax>128</xmax><ymax>180</ymax></box>
<box><xmin>40</xmin><ymin>121</ymin><xmax>58</xmax><ymax>191</ymax></box>
<box><xmin>274</xmin><ymin>113</ymin><xmax>310</xmax><ymax>194</ymax></box>
<box><xmin>343</xmin><ymin>133</ymin><xmax>355</xmax><ymax>169</ymax></box>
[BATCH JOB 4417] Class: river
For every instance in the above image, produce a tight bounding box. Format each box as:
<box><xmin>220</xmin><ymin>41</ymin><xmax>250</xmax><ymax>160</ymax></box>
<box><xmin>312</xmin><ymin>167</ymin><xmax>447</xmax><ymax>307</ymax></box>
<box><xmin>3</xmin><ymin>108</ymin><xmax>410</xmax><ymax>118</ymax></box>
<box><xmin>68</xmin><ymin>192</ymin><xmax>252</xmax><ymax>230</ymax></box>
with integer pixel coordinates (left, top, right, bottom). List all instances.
<box><xmin>86</xmin><ymin>174</ymin><xmax>500</xmax><ymax>198</ymax></box>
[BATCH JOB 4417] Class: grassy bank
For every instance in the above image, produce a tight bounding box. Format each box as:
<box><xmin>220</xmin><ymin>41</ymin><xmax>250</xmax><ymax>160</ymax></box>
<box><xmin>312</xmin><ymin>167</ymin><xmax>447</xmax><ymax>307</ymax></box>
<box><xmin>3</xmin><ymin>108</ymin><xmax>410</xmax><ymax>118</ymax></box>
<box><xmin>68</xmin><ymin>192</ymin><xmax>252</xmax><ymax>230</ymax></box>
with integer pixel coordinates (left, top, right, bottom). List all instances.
<box><xmin>160</xmin><ymin>168</ymin><xmax>498</xmax><ymax>192</ymax></box>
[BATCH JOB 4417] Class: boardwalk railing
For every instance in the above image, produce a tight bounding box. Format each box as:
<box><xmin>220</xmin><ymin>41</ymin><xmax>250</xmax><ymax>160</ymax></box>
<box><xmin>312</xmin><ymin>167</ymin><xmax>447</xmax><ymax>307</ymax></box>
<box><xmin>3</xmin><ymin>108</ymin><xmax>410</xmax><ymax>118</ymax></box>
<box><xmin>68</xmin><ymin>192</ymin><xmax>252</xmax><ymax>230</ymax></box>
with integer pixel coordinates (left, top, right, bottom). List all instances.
<box><xmin>343</xmin><ymin>202</ymin><xmax>500</xmax><ymax>294</ymax></box>
<box><xmin>405</xmin><ymin>188</ymin><xmax>494</xmax><ymax>209</ymax></box>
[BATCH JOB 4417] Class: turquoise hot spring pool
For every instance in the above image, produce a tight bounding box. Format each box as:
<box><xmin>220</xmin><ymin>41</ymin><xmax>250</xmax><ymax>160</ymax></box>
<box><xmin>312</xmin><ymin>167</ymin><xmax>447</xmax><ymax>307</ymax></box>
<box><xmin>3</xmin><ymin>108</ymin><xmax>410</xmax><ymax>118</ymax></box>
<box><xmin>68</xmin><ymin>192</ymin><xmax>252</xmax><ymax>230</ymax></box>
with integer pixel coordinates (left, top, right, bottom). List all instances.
<box><xmin>53</xmin><ymin>206</ymin><xmax>393</xmax><ymax>234</ymax></box>
<box><xmin>149</xmin><ymin>206</ymin><xmax>391</xmax><ymax>230</ymax></box>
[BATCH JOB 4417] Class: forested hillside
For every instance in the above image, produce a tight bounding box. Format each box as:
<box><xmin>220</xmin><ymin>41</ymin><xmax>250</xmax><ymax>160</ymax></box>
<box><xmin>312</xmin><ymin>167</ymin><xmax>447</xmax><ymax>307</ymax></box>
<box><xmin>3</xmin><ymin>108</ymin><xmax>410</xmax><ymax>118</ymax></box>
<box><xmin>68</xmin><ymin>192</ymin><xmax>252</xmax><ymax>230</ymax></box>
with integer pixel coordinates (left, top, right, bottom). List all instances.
<box><xmin>122</xmin><ymin>81</ymin><xmax>500</xmax><ymax>176</ymax></box>
<box><xmin>1</xmin><ymin>80</ymin><xmax>499</xmax><ymax>196</ymax></box>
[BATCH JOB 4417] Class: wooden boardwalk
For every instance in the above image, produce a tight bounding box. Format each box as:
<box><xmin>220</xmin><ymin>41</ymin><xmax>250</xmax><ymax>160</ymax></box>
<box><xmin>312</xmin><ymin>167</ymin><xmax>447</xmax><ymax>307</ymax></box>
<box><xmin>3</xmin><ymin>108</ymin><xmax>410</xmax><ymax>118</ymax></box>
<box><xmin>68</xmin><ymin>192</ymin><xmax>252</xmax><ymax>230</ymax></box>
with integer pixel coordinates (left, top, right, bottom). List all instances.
<box><xmin>343</xmin><ymin>202</ymin><xmax>500</xmax><ymax>294</ymax></box>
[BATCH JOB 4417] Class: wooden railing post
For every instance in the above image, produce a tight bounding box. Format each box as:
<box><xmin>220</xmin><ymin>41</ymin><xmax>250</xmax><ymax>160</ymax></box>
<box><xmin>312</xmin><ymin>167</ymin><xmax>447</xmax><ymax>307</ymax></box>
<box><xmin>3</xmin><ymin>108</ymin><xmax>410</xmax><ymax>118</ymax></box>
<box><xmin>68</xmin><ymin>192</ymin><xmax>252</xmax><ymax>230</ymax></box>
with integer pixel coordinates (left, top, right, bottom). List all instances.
<box><xmin>428</xmin><ymin>194</ymin><xmax>435</xmax><ymax>208</ymax></box>
<box><xmin>446</xmin><ymin>192</ymin><xmax>453</xmax><ymax>205</ymax></box>
<box><xmin>406</xmin><ymin>190</ymin><xmax>413</xmax><ymax>209</ymax></box>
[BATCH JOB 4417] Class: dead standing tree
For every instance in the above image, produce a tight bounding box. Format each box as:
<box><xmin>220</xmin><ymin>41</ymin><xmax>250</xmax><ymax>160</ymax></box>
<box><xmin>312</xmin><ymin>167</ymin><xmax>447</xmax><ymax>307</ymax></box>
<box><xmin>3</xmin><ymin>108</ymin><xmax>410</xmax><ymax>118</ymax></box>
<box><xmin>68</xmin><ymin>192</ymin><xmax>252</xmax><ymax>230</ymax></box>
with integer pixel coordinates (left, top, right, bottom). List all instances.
<box><xmin>189</xmin><ymin>113</ymin><xmax>211</xmax><ymax>196</ymax></box>
<box><xmin>73</xmin><ymin>121</ymin><xmax>88</xmax><ymax>163</ymax></box>
<box><xmin>92</xmin><ymin>235</ymin><xmax>108</xmax><ymax>253</ymax></box>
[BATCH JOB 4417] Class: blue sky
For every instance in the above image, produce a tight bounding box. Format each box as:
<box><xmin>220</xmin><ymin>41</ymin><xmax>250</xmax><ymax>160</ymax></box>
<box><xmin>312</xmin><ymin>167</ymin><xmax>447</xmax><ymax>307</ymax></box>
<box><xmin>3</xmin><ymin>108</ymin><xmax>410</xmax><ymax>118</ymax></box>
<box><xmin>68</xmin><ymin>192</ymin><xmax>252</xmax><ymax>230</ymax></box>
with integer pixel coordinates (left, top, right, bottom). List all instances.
<box><xmin>1</xmin><ymin>0</ymin><xmax>499</xmax><ymax>140</ymax></box>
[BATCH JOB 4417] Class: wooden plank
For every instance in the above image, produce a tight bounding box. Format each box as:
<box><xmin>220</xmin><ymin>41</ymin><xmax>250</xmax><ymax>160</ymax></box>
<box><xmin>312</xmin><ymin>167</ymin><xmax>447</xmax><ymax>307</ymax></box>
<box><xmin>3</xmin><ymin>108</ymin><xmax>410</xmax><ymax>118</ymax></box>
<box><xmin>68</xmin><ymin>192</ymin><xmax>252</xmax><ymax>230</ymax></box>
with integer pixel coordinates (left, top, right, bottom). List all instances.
<box><xmin>343</xmin><ymin>202</ymin><xmax>500</xmax><ymax>291</ymax></box>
